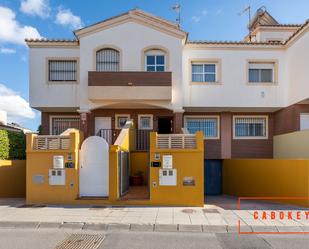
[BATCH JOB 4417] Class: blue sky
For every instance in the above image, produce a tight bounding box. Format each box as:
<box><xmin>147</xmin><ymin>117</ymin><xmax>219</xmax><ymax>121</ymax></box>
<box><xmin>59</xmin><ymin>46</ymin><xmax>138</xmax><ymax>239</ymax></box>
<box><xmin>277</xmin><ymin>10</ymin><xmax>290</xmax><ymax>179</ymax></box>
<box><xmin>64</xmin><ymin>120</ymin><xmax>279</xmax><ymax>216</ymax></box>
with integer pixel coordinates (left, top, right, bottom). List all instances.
<box><xmin>0</xmin><ymin>0</ymin><xmax>309</xmax><ymax>131</ymax></box>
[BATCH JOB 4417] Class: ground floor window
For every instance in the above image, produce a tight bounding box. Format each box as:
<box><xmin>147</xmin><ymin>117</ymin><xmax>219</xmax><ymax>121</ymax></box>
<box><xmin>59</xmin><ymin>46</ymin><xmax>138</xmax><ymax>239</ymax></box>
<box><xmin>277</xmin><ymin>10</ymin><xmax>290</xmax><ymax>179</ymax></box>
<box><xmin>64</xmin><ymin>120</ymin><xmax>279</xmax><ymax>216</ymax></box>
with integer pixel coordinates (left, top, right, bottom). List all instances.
<box><xmin>184</xmin><ymin>116</ymin><xmax>219</xmax><ymax>138</ymax></box>
<box><xmin>233</xmin><ymin>116</ymin><xmax>268</xmax><ymax>139</ymax></box>
<box><xmin>50</xmin><ymin>116</ymin><xmax>80</xmax><ymax>135</ymax></box>
<box><xmin>138</xmin><ymin>114</ymin><xmax>153</xmax><ymax>130</ymax></box>
<box><xmin>115</xmin><ymin>114</ymin><xmax>130</xmax><ymax>129</ymax></box>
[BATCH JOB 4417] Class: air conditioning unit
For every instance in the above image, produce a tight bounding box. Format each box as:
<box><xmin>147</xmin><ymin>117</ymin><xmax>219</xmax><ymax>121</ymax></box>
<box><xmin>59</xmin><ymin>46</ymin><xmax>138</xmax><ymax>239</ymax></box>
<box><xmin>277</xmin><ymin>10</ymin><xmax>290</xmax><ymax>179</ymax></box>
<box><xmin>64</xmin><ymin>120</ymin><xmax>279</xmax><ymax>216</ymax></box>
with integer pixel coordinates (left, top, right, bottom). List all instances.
<box><xmin>49</xmin><ymin>169</ymin><xmax>65</xmax><ymax>185</ymax></box>
<box><xmin>159</xmin><ymin>169</ymin><xmax>177</xmax><ymax>186</ymax></box>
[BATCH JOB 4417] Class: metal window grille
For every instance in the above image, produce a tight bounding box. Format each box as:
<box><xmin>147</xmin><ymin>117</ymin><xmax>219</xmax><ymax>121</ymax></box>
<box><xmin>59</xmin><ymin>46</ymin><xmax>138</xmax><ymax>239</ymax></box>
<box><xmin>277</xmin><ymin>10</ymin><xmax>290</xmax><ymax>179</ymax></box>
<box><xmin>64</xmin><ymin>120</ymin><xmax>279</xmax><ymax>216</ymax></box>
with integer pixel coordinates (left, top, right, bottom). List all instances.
<box><xmin>96</xmin><ymin>48</ymin><xmax>119</xmax><ymax>71</ymax></box>
<box><xmin>51</xmin><ymin>117</ymin><xmax>80</xmax><ymax>135</ymax></box>
<box><xmin>234</xmin><ymin>117</ymin><xmax>267</xmax><ymax>137</ymax></box>
<box><xmin>48</xmin><ymin>60</ymin><xmax>77</xmax><ymax>81</ymax></box>
<box><xmin>192</xmin><ymin>63</ymin><xmax>216</xmax><ymax>82</ymax></box>
<box><xmin>185</xmin><ymin>117</ymin><xmax>218</xmax><ymax>137</ymax></box>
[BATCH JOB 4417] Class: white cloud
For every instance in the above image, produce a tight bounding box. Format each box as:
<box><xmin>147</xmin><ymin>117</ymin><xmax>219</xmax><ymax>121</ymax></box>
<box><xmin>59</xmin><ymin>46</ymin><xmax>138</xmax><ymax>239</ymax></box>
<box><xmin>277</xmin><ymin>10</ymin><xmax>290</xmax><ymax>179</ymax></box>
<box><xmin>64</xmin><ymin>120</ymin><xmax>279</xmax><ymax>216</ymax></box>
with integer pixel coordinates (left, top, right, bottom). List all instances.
<box><xmin>20</xmin><ymin>0</ymin><xmax>50</xmax><ymax>18</ymax></box>
<box><xmin>202</xmin><ymin>9</ymin><xmax>208</xmax><ymax>15</ymax></box>
<box><xmin>0</xmin><ymin>6</ymin><xmax>42</xmax><ymax>45</ymax></box>
<box><xmin>55</xmin><ymin>8</ymin><xmax>83</xmax><ymax>29</ymax></box>
<box><xmin>192</xmin><ymin>16</ymin><xmax>201</xmax><ymax>23</ymax></box>
<box><xmin>0</xmin><ymin>83</ymin><xmax>35</xmax><ymax>121</ymax></box>
<box><xmin>0</xmin><ymin>48</ymin><xmax>16</xmax><ymax>54</ymax></box>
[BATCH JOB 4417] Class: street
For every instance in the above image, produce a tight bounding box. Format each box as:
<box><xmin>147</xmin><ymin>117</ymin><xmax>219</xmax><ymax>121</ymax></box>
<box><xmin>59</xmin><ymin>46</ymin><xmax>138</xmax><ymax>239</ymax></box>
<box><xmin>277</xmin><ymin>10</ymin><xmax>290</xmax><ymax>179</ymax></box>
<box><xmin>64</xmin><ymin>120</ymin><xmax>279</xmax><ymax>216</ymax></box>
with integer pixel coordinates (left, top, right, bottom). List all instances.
<box><xmin>0</xmin><ymin>228</ymin><xmax>309</xmax><ymax>249</ymax></box>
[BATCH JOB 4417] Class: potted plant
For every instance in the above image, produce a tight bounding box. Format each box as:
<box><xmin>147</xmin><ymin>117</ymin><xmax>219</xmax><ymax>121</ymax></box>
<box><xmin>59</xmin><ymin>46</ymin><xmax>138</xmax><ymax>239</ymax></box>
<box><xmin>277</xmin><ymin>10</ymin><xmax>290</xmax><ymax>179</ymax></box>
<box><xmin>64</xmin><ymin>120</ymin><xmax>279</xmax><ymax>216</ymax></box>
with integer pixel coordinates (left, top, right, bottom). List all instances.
<box><xmin>130</xmin><ymin>171</ymin><xmax>143</xmax><ymax>186</ymax></box>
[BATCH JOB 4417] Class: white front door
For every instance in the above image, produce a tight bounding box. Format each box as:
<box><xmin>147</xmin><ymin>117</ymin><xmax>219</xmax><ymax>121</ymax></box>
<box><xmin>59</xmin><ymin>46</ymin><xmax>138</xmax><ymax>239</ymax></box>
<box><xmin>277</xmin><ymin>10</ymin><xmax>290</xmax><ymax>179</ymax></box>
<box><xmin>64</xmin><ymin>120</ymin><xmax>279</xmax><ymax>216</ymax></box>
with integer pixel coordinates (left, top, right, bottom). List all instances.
<box><xmin>300</xmin><ymin>114</ymin><xmax>309</xmax><ymax>130</ymax></box>
<box><xmin>95</xmin><ymin>117</ymin><xmax>111</xmax><ymax>135</ymax></box>
<box><xmin>80</xmin><ymin>136</ymin><xmax>109</xmax><ymax>197</ymax></box>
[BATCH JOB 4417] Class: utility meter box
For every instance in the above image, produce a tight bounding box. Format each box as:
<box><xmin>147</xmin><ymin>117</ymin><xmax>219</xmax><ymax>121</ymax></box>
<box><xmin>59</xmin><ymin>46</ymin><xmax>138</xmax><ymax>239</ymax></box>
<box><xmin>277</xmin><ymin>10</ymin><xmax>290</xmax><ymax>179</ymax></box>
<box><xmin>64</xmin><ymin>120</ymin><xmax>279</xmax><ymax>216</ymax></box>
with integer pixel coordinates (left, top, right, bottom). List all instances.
<box><xmin>53</xmin><ymin>156</ymin><xmax>64</xmax><ymax>169</ymax></box>
<box><xmin>159</xmin><ymin>169</ymin><xmax>177</xmax><ymax>186</ymax></box>
<box><xmin>49</xmin><ymin>169</ymin><xmax>65</xmax><ymax>185</ymax></box>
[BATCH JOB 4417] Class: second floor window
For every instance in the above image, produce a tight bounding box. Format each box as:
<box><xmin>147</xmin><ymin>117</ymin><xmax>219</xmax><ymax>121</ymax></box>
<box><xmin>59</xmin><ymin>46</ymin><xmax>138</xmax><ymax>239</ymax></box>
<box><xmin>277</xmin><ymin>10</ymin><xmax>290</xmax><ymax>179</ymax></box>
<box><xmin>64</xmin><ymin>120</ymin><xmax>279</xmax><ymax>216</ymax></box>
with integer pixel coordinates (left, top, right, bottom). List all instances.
<box><xmin>145</xmin><ymin>49</ymin><xmax>165</xmax><ymax>72</ymax></box>
<box><xmin>192</xmin><ymin>63</ymin><xmax>216</xmax><ymax>83</ymax></box>
<box><xmin>248</xmin><ymin>62</ymin><xmax>274</xmax><ymax>83</ymax></box>
<box><xmin>96</xmin><ymin>48</ymin><xmax>120</xmax><ymax>71</ymax></box>
<box><xmin>48</xmin><ymin>60</ymin><xmax>77</xmax><ymax>82</ymax></box>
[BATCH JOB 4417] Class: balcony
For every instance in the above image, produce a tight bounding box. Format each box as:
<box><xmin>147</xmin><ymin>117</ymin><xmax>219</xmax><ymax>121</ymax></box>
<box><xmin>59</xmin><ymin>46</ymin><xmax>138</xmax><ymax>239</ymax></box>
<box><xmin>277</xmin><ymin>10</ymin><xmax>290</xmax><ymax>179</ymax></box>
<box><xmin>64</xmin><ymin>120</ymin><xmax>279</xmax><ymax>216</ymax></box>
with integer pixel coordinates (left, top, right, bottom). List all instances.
<box><xmin>88</xmin><ymin>71</ymin><xmax>172</xmax><ymax>101</ymax></box>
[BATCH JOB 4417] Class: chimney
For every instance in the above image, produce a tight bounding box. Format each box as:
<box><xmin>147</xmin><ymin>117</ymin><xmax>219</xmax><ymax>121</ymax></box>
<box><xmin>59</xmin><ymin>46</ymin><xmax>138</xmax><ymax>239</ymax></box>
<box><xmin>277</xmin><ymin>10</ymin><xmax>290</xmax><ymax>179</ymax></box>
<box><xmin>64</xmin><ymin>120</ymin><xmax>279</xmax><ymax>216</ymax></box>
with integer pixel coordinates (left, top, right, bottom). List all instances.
<box><xmin>0</xmin><ymin>110</ymin><xmax>7</xmax><ymax>125</ymax></box>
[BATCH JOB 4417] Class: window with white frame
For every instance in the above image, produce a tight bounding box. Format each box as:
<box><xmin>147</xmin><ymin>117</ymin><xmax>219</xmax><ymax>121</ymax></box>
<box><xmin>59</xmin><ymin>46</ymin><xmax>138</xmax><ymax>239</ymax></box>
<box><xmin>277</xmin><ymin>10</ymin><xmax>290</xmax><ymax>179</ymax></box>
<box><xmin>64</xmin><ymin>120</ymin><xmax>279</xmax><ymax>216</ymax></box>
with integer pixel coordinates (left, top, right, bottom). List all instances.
<box><xmin>48</xmin><ymin>60</ymin><xmax>77</xmax><ymax>82</ymax></box>
<box><xmin>248</xmin><ymin>62</ymin><xmax>275</xmax><ymax>83</ymax></box>
<box><xmin>192</xmin><ymin>63</ymin><xmax>217</xmax><ymax>83</ymax></box>
<box><xmin>138</xmin><ymin>115</ymin><xmax>153</xmax><ymax>130</ymax></box>
<box><xmin>234</xmin><ymin>116</ymin><xmax>267</xmax><ymax>138</ymax></box>
<box><xmin>115</xmin><ymin>114</ymin><xmax>130</xmax><ymax>129</ymax></box>
<box><xmin>96</xmin><ymin>48</ymin><xmax>120</xmax><ymax>71</ymax></box>
<box><xmin>50</xmin><ymin>116</ymin><xmax>80</xmax><ymax>135</ymax></box>
<box><xmin>184</xmin><ymin>116</ymin><xmax>219</xmax><ymax>138</ymax></box>
<box><xmin>145</xmin><ymin>50</ymin><xmax>165</xmax><ymax>72</ymax></box>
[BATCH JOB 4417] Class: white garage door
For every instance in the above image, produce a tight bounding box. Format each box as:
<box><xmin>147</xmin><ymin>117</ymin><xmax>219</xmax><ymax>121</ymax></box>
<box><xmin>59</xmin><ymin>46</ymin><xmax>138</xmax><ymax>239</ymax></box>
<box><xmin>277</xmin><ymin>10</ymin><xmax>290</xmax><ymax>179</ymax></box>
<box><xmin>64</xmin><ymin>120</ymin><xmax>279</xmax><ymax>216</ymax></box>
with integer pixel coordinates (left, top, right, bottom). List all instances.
<box><xmin>300</xmin><ymin>114</ymin><xmax>309</xmax><ymax>130</ymax></box>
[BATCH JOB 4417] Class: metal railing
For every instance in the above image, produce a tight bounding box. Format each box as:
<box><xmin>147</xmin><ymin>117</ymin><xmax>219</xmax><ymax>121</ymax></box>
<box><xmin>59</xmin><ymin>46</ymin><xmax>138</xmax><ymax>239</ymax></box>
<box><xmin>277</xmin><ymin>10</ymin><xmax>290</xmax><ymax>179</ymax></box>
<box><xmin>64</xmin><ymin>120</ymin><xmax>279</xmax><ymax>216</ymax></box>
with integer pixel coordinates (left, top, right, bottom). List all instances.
<box><xmin>96</xmin><ymin>128</ymin><xmax>152</xmax><ymax>151</ymax></box>
<box><xmin>33</xmin><ymin>135</ymin><xmax>70</xmax><ymax>150</ymax></box>
<box><xmin>96</xmin><ymin>129</ymin><xmax>121</xmax><ymax>145</ymax></box>
<box><xmin>156</xmin><ymin>134</ymin><xmax>197</xmax><ymax>149</ymax></box>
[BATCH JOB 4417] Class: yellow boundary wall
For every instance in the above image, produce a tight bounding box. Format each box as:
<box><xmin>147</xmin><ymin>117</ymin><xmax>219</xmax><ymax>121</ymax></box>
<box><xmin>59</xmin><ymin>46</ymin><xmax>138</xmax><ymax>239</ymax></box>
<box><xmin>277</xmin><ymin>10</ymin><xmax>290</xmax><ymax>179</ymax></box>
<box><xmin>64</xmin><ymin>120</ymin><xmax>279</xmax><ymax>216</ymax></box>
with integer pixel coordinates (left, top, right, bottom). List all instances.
<box><xmin>0</xmin><ymin>160</ymin><xmax>26</xmax><ymax>197</ymax></box>
<box><xmin>223</xmin><ymin>159</ymin><xmax>309</xmax><ymax>207</ymax></box>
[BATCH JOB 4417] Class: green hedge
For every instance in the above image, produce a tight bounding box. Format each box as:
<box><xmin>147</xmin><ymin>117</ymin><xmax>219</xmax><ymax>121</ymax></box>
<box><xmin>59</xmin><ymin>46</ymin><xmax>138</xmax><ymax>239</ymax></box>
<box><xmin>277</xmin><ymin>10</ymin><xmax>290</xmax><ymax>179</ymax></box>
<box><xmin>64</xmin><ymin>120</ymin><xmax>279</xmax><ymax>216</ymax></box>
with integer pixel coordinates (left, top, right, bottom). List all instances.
<box><xmin>0</xmin><ymin>130</ymin><xmax>26</xmax><ymax>160</ymax></box>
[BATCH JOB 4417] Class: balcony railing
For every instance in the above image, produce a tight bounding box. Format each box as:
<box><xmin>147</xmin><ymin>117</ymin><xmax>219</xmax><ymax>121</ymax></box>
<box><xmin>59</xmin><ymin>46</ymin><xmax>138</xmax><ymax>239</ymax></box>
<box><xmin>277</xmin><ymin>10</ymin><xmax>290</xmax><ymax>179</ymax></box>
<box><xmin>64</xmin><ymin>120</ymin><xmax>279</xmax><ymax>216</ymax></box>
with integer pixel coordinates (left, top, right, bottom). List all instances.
<box><xmin>156</xmin><ymin>134</ymin><xmax>197</xmax><ymax>149</ymax></box>
<box><xmin>96</xmin><ymin>129</ymin><xmax>152</xmax><ymax>151</ymax></box>
<box><xmin>88</xmin><ymin>71</ymin><xmax>172</xmax><ymax>86</ymax></box>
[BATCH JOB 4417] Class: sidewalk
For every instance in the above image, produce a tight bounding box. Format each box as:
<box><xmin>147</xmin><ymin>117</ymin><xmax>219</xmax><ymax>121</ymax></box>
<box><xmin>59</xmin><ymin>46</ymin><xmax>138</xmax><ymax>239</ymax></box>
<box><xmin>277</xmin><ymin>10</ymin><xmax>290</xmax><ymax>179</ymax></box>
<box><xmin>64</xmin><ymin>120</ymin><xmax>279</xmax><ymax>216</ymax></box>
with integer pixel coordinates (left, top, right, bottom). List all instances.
<box><xmin>0</xmin><ymin>196</ymin><xmax>308</xmax><ymax>233</ymax></box>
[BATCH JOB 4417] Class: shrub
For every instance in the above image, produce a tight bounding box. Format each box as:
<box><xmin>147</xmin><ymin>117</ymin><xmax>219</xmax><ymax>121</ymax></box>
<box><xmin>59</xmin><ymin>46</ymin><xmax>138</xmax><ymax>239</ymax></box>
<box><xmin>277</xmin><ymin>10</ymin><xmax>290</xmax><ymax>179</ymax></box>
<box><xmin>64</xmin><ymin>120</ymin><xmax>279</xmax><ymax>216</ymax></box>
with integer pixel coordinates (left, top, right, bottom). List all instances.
<box><xmin>0</xmin><ymin>129</ymin><xmax>26</xmax><ymax>160</ymax></box>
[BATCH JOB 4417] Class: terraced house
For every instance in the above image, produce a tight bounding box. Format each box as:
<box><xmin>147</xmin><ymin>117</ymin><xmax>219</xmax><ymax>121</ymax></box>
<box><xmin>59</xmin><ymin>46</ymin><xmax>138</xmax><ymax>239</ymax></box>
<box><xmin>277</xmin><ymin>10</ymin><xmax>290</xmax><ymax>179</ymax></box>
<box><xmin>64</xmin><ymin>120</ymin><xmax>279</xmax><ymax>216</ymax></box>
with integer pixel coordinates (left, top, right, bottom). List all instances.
<box><xmin>26</xmin><ymin>8</ymin><xmax>309</xmax><ymax>198</ymax></box>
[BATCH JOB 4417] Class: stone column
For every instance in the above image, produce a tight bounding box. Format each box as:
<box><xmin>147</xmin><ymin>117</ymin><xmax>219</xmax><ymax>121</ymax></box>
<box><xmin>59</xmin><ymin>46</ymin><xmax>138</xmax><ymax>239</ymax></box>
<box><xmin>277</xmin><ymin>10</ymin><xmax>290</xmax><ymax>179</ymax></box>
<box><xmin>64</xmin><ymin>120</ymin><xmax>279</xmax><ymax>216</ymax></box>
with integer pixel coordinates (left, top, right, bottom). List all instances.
<box><xmin>221</xmin><ymin>112</ymin><xmax>232</xmax><ymax>159</ymax></box>
<box><xmin>173</xmin><ymin>112</ymin><xmax>184</xmax><ymax>134</ymax></box>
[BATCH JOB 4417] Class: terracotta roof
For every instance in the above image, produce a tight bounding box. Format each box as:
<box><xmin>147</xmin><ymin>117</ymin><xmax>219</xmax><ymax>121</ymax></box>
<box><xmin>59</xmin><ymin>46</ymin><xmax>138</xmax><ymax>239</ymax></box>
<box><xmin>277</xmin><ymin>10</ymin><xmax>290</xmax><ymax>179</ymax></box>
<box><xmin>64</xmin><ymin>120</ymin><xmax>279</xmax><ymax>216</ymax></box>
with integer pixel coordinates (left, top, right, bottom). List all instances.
<box><xmin>187</xmin><ymin>40</ymin><xmax>283</xmax><ymax>45</ymax></box>
<box><xmin>25</xmin><ymin>38</ymin><xmax>78</xmax><ymax>43</ymax></box>
<box><xmin>258</xmin><ymin>24</ymin><xmax>302</xmax><ymax>28</ymax></box>
<box><xmin>284</xmin><ymin>19</ymin><xmax>309</xmax><ymax>44</ymax></box>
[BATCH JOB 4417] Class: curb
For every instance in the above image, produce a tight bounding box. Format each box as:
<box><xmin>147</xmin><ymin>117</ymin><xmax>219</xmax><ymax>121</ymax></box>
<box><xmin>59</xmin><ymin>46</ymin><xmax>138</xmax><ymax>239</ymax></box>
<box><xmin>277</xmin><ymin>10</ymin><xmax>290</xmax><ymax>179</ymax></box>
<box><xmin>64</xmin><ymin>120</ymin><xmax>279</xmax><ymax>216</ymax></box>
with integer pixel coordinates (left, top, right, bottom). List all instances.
<box><xmin>0</xmin><ymin>221</ymin><xmax>306</xmax><ymax>233</ymax></box>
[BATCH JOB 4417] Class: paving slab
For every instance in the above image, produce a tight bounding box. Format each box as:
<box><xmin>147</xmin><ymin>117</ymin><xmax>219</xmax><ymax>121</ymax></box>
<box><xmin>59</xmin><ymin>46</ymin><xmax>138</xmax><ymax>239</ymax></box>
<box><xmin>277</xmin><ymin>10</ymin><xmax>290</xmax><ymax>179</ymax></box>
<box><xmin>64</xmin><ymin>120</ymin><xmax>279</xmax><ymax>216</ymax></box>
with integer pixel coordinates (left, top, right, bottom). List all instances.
<box><xmin>251</xmin><ymin>226</ymin><xmax>278</xmax><ymax>232</ymax></box>
<box><xmin>130</xmin><ymin>224</ymin><xmax>154</xmax><ymax>232</ymax></box>
<box><xmin>276</xmin><ymin>226</ymin><xmax>303</xmax><ymax>232</ymax></box>
<box><xmin>203</xmin><ymin>225</ymin><xmax>227</xmax><ymax>233</ymax></box>
<box><xmin>154</xmin><ymin>224</ymin><xmax>178</xmax><ymax>232</ymax></box>
<box><xmin>60</xmin><ymin>222</ymin><xmax>84</xmax><ymax>230</ymax></box>
<box><xmin>107</xmin><ymin>223</ymin><xmax>130</xmax><ymax>231</ymax></box>
<box><xmin>83</xmin><ymin>223</ymin><xmax>108</xmax><ymax>231</ymax></box>
<box><xmin>38</xmin><ymin>222</ymin><xmax>61</xmax><ymax>229</ymax></box>
<box><xmin>178</xmin><ymin>224</ymin><xmax>202</xmax><ymax>232</ymax></box>
<box><xmin>227</xmin><ymin>225</ymin><xmax>252</xmax><ymax>233</ymax></box>
<box><xmin>0</xmin><ymin>221</ymin><xmax>39</xmax><ymax>229</ymax></box>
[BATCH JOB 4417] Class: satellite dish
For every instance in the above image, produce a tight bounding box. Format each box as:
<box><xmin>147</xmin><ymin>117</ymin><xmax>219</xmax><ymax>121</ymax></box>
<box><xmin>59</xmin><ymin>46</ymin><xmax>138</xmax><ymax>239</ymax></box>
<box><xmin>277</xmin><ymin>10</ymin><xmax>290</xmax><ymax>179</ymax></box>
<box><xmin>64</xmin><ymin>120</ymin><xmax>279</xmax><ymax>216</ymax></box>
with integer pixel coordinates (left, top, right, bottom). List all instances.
<box><xmin>257</xmin><ymin>6</ymin><xmax>267</xmax><ymax>15</ymax></box>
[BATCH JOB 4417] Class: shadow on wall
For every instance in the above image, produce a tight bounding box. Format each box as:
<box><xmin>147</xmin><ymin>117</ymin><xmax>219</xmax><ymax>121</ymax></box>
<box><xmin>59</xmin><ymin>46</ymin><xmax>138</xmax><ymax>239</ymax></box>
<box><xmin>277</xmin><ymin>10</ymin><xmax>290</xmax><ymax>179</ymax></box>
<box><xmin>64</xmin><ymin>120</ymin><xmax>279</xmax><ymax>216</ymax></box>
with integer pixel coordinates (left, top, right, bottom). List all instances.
<box><xmin>0</xmin><ymin>160</ymin><xmax>26</xmax><ymax>197</ymax></box>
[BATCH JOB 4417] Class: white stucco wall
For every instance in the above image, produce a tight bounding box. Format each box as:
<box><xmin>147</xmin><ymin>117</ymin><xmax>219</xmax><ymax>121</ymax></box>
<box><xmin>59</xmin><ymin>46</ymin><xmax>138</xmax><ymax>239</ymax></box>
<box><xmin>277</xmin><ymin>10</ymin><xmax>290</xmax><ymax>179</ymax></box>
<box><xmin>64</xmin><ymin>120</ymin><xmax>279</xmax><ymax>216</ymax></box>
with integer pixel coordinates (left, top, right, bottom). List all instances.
<box><xmin>286</xmin><ymin>29</ymin><xmax>309</xmax><ymax>105</ymax></box>
<box><xmin>78</xmin><ymin>21</ymin><xmax>183</xmax><ymax>112</ymax></box>
<box><xmin>29</xmin><ymin>47</ymin><xmax>80</xmax><ymax>108</ymax></box>
<box><xmin>256</xmin><ymin>30</ymin><xmax>295</xmax><ymax>42</ymax></box>
<box><xmin>182</xmin><ymin>47</ymin><xmax>288</xmax><ymax>108</ymax></box>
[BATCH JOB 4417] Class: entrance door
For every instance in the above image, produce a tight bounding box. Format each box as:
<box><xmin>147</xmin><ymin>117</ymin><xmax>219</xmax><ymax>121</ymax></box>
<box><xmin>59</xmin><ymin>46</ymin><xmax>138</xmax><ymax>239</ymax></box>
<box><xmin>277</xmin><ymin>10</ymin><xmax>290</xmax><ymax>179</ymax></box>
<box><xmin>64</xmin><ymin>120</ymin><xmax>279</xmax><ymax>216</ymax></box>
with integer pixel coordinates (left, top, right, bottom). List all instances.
<box><xmin>95</xmin><ymin>117</ymin><xmax>112</xmax><ymax>144</ymax></box>
<box><xmin>158</xmin><ymin>117</ymin><xmax>173</xmax><ymax>134</ymax></box>
<box><xmin>80</xmin><ymin>136</ymin><xmax>109</xmax><ymax>197</ymax></box>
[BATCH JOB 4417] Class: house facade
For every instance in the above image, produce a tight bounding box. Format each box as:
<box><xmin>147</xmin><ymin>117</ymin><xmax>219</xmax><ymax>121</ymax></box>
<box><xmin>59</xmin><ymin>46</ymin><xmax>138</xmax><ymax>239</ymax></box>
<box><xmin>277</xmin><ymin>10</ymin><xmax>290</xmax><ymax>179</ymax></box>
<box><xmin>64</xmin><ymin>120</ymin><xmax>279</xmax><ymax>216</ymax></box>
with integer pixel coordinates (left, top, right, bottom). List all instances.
<box><xmin>27</xmin><ymin>9</ymin><xmax>309</xmax><ymax>160</ymax></box>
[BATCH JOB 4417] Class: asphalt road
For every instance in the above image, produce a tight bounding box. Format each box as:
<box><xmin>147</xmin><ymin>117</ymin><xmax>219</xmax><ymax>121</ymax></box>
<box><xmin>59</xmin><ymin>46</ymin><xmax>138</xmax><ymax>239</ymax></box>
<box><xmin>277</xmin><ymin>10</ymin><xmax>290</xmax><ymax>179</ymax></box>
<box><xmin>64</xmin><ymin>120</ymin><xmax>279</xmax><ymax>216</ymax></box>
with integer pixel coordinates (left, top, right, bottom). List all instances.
<box><xmin>0</xmin><ymin>228</ymin><xmax>309</xmax><ymax>249</ymax></box>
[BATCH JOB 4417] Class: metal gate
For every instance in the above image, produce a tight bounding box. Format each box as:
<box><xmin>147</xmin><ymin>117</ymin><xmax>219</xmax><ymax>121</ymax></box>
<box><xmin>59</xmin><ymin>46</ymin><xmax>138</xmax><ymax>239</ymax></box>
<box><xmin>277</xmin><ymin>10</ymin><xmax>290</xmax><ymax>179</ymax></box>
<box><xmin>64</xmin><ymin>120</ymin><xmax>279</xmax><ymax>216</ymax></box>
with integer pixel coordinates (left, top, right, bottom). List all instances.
<box><xmin>118</xmin><ymin>151</ymin><xmax>129</xmax><ymax>196</ymax></box>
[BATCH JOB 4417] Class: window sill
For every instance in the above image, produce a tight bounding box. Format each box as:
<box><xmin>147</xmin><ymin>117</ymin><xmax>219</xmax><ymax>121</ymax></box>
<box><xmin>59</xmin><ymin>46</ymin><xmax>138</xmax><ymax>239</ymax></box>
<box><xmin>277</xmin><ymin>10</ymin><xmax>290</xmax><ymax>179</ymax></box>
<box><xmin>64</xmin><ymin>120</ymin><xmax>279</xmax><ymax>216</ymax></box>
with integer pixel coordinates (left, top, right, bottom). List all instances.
<box><xmin>247</xmin><ymin>82</ymin><xmax>277</xmax><ymax>86</ymax></box>
<box><xmin>233</xmin><ymin>136</ymin><xmax>268</xmax><ymax>140</ymax></box>
<box><xmin>204</xmin><ymin>137</ymin><xmax>220</xmax><ymax>140</ymax></box>
<box><xmin>47</xmin><ymin>81</ymin><xmax>79</xmax><ymax>84</ymax></box>
<box><xmin>190</xmin><ymin>81</ymin><xmax>222</xmax><ymax>85</ymax></box>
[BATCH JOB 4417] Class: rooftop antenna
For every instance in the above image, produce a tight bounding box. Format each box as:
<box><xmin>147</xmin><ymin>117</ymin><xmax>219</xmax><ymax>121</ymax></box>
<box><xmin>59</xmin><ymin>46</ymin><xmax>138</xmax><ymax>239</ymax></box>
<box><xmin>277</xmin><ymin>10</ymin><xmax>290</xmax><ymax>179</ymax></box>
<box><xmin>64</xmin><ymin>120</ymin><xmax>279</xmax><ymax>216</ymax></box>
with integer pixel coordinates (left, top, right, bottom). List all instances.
<box><xmin>171</xmin><ymin>4</ymin><xmax>181</xmax><ymax>26</ymax></box>
<box><xmin>238</xmin><ymin>5</ymin><xmax>252</xmax><ymax>41</ymax></box>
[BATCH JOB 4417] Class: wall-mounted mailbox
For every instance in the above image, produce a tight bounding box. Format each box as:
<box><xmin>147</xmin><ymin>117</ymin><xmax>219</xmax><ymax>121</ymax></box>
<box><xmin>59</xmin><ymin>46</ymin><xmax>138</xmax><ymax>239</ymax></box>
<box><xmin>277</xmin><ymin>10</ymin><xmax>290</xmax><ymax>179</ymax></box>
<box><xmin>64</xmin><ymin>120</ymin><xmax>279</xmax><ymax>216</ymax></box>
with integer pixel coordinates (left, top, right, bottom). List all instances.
<box><xmin>151</xmin><ymin>161</ymin><xmax>161</xmax><ymax>167</ymax></box>
<box><xmin>49</xmin><ymin>169</ymin><xmax>65</xmax><ymax>185</ymax></box>
<box><xmin>159</xmin><ymin>169</ymin><xmax>177</xmax><ymax>186</ymax></box>
<box><xmin>53</xmin><ymin>156</ymin><xmax>64</xmax><ymax>169</ymax></box>
<box><xmin>162</xmin><ymin>155</ymin><xmax>173</xmax><ymax>169</ymax></box>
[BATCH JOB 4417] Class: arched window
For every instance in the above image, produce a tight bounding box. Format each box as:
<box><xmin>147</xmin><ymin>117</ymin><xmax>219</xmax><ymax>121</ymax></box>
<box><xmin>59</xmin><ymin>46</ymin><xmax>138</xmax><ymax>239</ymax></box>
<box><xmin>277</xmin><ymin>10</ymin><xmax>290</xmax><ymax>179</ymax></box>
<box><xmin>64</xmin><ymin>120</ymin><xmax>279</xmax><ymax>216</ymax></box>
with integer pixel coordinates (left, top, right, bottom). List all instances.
<box><xmin>145</xmin><ymin>49</ymin><xmax>166</xmax><ymax>72</ymax></box>
<box><xmin>96</xmin><ymin>48</ymin><xmax>120</xmax><ymax>71</ymax></box>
